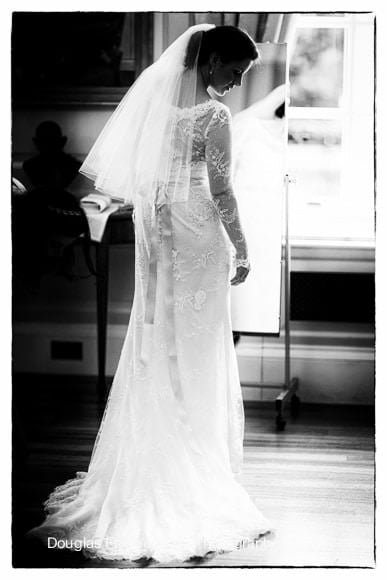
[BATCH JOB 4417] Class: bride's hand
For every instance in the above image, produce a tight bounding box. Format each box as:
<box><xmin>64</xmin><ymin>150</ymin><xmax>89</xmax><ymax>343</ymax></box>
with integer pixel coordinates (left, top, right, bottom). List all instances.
<box><xmin>231</xmin><ymin>259</ymin><xmax>251</xmax><ymax>286</ymax></box>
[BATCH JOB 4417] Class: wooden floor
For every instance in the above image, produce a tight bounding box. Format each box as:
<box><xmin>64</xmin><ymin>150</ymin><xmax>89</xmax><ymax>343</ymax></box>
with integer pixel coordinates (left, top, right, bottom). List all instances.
<box><xmin>12</xmin><ymin>375</ymin><xmax>375</xmax><ymax>569</ymax></box>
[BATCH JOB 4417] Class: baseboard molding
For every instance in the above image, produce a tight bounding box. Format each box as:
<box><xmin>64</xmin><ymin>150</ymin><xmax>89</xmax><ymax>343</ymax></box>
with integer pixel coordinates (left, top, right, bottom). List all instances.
<box><xmin>237</xmin><ymin>338</ymin><xmax>374</xmax><ymax>361</ymax></box>
<box><xmin>238</xmin><ymin>345</ymin><xmax>374</xmax><ymax>406</ymax></box>
<box><xmin>12</xmin><ymin>321</ymin><xmax>375</xmax><ymax>405</ymax></box>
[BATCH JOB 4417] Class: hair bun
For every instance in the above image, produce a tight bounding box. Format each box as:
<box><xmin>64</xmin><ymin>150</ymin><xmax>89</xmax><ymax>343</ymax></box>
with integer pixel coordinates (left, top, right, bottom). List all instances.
<box><xmin>184</xmin><ymin>30</ymin><xmax>204</xmax><ymax>69</ymax></box>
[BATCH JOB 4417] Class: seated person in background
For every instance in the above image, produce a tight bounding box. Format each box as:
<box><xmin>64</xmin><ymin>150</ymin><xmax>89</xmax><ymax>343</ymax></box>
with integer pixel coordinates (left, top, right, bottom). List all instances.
<box><xmin>23</xmin><ymin>120</ymin><xmax>81</xmax><ymax>189</ymax></box>
<box><xmin>15</xmin><ymin>122</ymin><xmax>87</xmax><ymax>287</ymax></box>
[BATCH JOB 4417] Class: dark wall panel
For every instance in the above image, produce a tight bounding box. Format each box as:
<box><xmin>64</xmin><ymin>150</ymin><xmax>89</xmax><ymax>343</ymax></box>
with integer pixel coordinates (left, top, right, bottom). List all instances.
<box><xmin>290</xmin><ymin>272</ymin><xmax>375</xmax><ymax>323</ymax></box>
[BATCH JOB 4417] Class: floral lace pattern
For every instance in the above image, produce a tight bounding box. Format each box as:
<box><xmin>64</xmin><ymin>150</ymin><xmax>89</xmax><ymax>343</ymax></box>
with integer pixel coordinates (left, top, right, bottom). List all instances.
<box><xmin>27</xmin><ymin>99</ymin><xmax>271</xmax><ymax>563</ymax></box>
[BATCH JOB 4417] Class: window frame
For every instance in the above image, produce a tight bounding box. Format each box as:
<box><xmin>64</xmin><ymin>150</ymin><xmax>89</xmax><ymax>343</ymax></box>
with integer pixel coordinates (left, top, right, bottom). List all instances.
<box><xmin>287</xmin><ymin>12</ymin><xmax>375</xmax><ymax>247</ymax></box>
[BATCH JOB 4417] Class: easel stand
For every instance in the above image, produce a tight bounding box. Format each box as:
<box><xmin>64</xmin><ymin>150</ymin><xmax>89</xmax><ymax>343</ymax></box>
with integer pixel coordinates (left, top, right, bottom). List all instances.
<box><xmin>274</xmin><ymin>174</ymin><xmax>300</xmax><ymax>430</ymax></box>
<box><xmin>242</xmin><ymin>174</ymin><xmax>300</xmax><ymax>431</ymax></box>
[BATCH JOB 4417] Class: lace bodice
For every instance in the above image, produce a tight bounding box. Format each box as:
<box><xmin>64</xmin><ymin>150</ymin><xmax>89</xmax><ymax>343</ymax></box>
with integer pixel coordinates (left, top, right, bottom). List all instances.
<box><xmin>172</xmin><ymin>100</ymin><xmax>248</xmax><ymax>262</ymax></box>
<box><xmin>173</xmin><ymin>100</ymin><xmax>232</xmax><ymax>192</ymax></box>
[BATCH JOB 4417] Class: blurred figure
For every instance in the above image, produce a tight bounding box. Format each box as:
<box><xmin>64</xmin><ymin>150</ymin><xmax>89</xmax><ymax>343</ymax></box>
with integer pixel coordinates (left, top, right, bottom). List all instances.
<box><xmin>14</xmin><ymin>122</ymin><xmax>88</xmax><ymax>288</ymax></box>
<box><xmin>23</xmin><ymin>121</ymin><xmax>81</xmax><ymax>189</ymax></box>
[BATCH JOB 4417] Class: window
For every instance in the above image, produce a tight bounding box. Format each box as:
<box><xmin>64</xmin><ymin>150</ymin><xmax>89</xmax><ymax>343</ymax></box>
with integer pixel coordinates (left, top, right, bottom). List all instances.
<box><xmin>287</xmin><ymin>13</ymin><xmax>375</xmax><ymax>244</ymax></box>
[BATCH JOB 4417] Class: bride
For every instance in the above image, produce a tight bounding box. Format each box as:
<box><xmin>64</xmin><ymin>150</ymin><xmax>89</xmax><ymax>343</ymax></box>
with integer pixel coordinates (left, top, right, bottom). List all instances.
<box><xmin>26</xmin><ymin>23</ymin><xmax>273</xmax><ymax>563</ymax></box>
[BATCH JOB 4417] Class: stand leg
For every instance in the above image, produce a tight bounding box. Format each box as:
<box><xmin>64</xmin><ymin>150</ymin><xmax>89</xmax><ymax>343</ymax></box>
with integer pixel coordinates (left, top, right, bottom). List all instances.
<box><xmin>81</xmin><ymin>235</ymin><xmax>97</xmax><ymax>277</ymax></box>
<box><xmin>275</xmin><ymin>377</ymin><xmax>300</xmax><ymax>430</ymax></box>
<box><xmin>96</xmin><ymin>230</ymin><xmax>109</xmax><ymax>403</ymax></box>
<box><xmin>273</xmin><ymin>175</ymin><xmax>301</xmax><ymax>431</ymax></box>
<box><xmin>275</xmin><ymin>399</ymin><xmax>287</xmax><ymax>431</ymax></box>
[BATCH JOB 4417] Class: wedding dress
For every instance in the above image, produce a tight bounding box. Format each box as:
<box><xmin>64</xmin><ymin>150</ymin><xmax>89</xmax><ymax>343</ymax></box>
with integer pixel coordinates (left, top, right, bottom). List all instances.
<box><xmin>26</xmin><ymin>25</ymin><xmax>272</xmax><ymax>564</ymax></box>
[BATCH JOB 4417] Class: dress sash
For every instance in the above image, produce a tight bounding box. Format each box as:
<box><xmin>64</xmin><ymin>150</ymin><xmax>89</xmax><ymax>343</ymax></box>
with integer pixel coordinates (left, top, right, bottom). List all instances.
<box><xmin>140</xmin><ymin>202</ymin><xmax>203</xmax><ymax>453</ymax></box>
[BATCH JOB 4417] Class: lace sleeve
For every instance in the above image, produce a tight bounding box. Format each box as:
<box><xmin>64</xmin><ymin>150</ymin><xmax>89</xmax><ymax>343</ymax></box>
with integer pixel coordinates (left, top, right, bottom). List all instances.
<box><xmin>205</xmin><ymin>105</ymin><xmax>248</xmax><ymax>262</ymax></box>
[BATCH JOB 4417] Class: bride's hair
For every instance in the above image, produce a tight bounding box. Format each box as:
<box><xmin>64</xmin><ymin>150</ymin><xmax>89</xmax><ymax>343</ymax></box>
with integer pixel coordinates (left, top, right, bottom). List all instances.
<box><xmin>184</xmin><ymin>25</ymin><xmax>259</xmax><ymax>69</ymax></box>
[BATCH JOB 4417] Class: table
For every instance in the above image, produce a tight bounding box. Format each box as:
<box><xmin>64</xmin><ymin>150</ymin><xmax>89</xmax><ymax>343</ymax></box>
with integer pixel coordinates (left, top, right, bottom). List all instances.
<box><xmin>93</xmin><ymin>206</ymin><xmax>135</xmax><ymax>401</ymax></box>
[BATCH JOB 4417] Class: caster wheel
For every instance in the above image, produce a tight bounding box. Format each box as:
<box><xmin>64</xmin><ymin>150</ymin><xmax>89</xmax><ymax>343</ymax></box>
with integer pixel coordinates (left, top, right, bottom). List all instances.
<box><xmin>290</xmin><ymin>394</ymin><xmax>301</xmax><ymax>417</ymax></box>
<box><xmin>276</xmin><ymin>416</ymin><xmax>286</xmax><ymax>431</ymax></box>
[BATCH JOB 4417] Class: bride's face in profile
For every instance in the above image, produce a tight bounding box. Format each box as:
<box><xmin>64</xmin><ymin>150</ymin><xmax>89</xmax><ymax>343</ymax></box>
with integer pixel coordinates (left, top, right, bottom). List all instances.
<box><xmin>209</xmin><ymin>57</ymin><xmax>252</xmax><ymax>96</ymax></box>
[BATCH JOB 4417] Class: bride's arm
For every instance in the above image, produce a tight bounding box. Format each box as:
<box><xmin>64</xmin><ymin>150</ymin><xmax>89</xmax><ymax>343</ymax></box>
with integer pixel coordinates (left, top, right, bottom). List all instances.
<box><xmin>205</xmin><ymin>107</ymin><xmax>249</xmax><ymax>265</ymax></box>
<box><xmin>211</xmin><ymin>188</ymin><xmax>249</xmax><ymax>266</ymax></box>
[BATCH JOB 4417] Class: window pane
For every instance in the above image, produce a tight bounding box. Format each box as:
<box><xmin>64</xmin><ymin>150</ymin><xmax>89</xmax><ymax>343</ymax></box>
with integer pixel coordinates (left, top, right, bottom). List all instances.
<box><xmin>288</xmin><ymin>119</ymin><xmax>342</xmax><ymax>199</ymax></box>
<box><xmin>290</xmin><ymin>27</ymin><xmax>344</xmax><ymax>107</ymax></box>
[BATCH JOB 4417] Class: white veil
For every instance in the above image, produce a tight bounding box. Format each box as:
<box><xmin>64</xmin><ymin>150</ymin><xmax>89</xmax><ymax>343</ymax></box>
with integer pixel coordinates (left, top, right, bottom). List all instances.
<box><xmin>79</xmin><ymin>23</ymin><xmax>215</xmax><ymax>208</ymax></box>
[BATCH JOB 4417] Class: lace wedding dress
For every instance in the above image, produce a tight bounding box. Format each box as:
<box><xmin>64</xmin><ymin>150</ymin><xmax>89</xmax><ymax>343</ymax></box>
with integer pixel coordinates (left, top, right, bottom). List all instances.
<box><xmin>27</xmin><ymin>99</ymin><xmax>272</xmax><ymax>562</ymax></box>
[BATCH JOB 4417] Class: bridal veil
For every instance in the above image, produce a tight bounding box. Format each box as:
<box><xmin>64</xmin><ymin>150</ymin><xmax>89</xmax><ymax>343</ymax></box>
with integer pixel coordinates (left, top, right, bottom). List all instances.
<box><xmin>79</xmin><ymin>23</ymin><xmax>215</xmax><ymax>209</ymax></box>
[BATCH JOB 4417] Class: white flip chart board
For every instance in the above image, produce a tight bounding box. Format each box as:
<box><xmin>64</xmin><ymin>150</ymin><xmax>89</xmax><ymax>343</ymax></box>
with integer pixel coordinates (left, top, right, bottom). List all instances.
<box><xmin>223</xmin><ymin>44</ymin><xmax>288</xmax><ymax>335</ymax></box>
